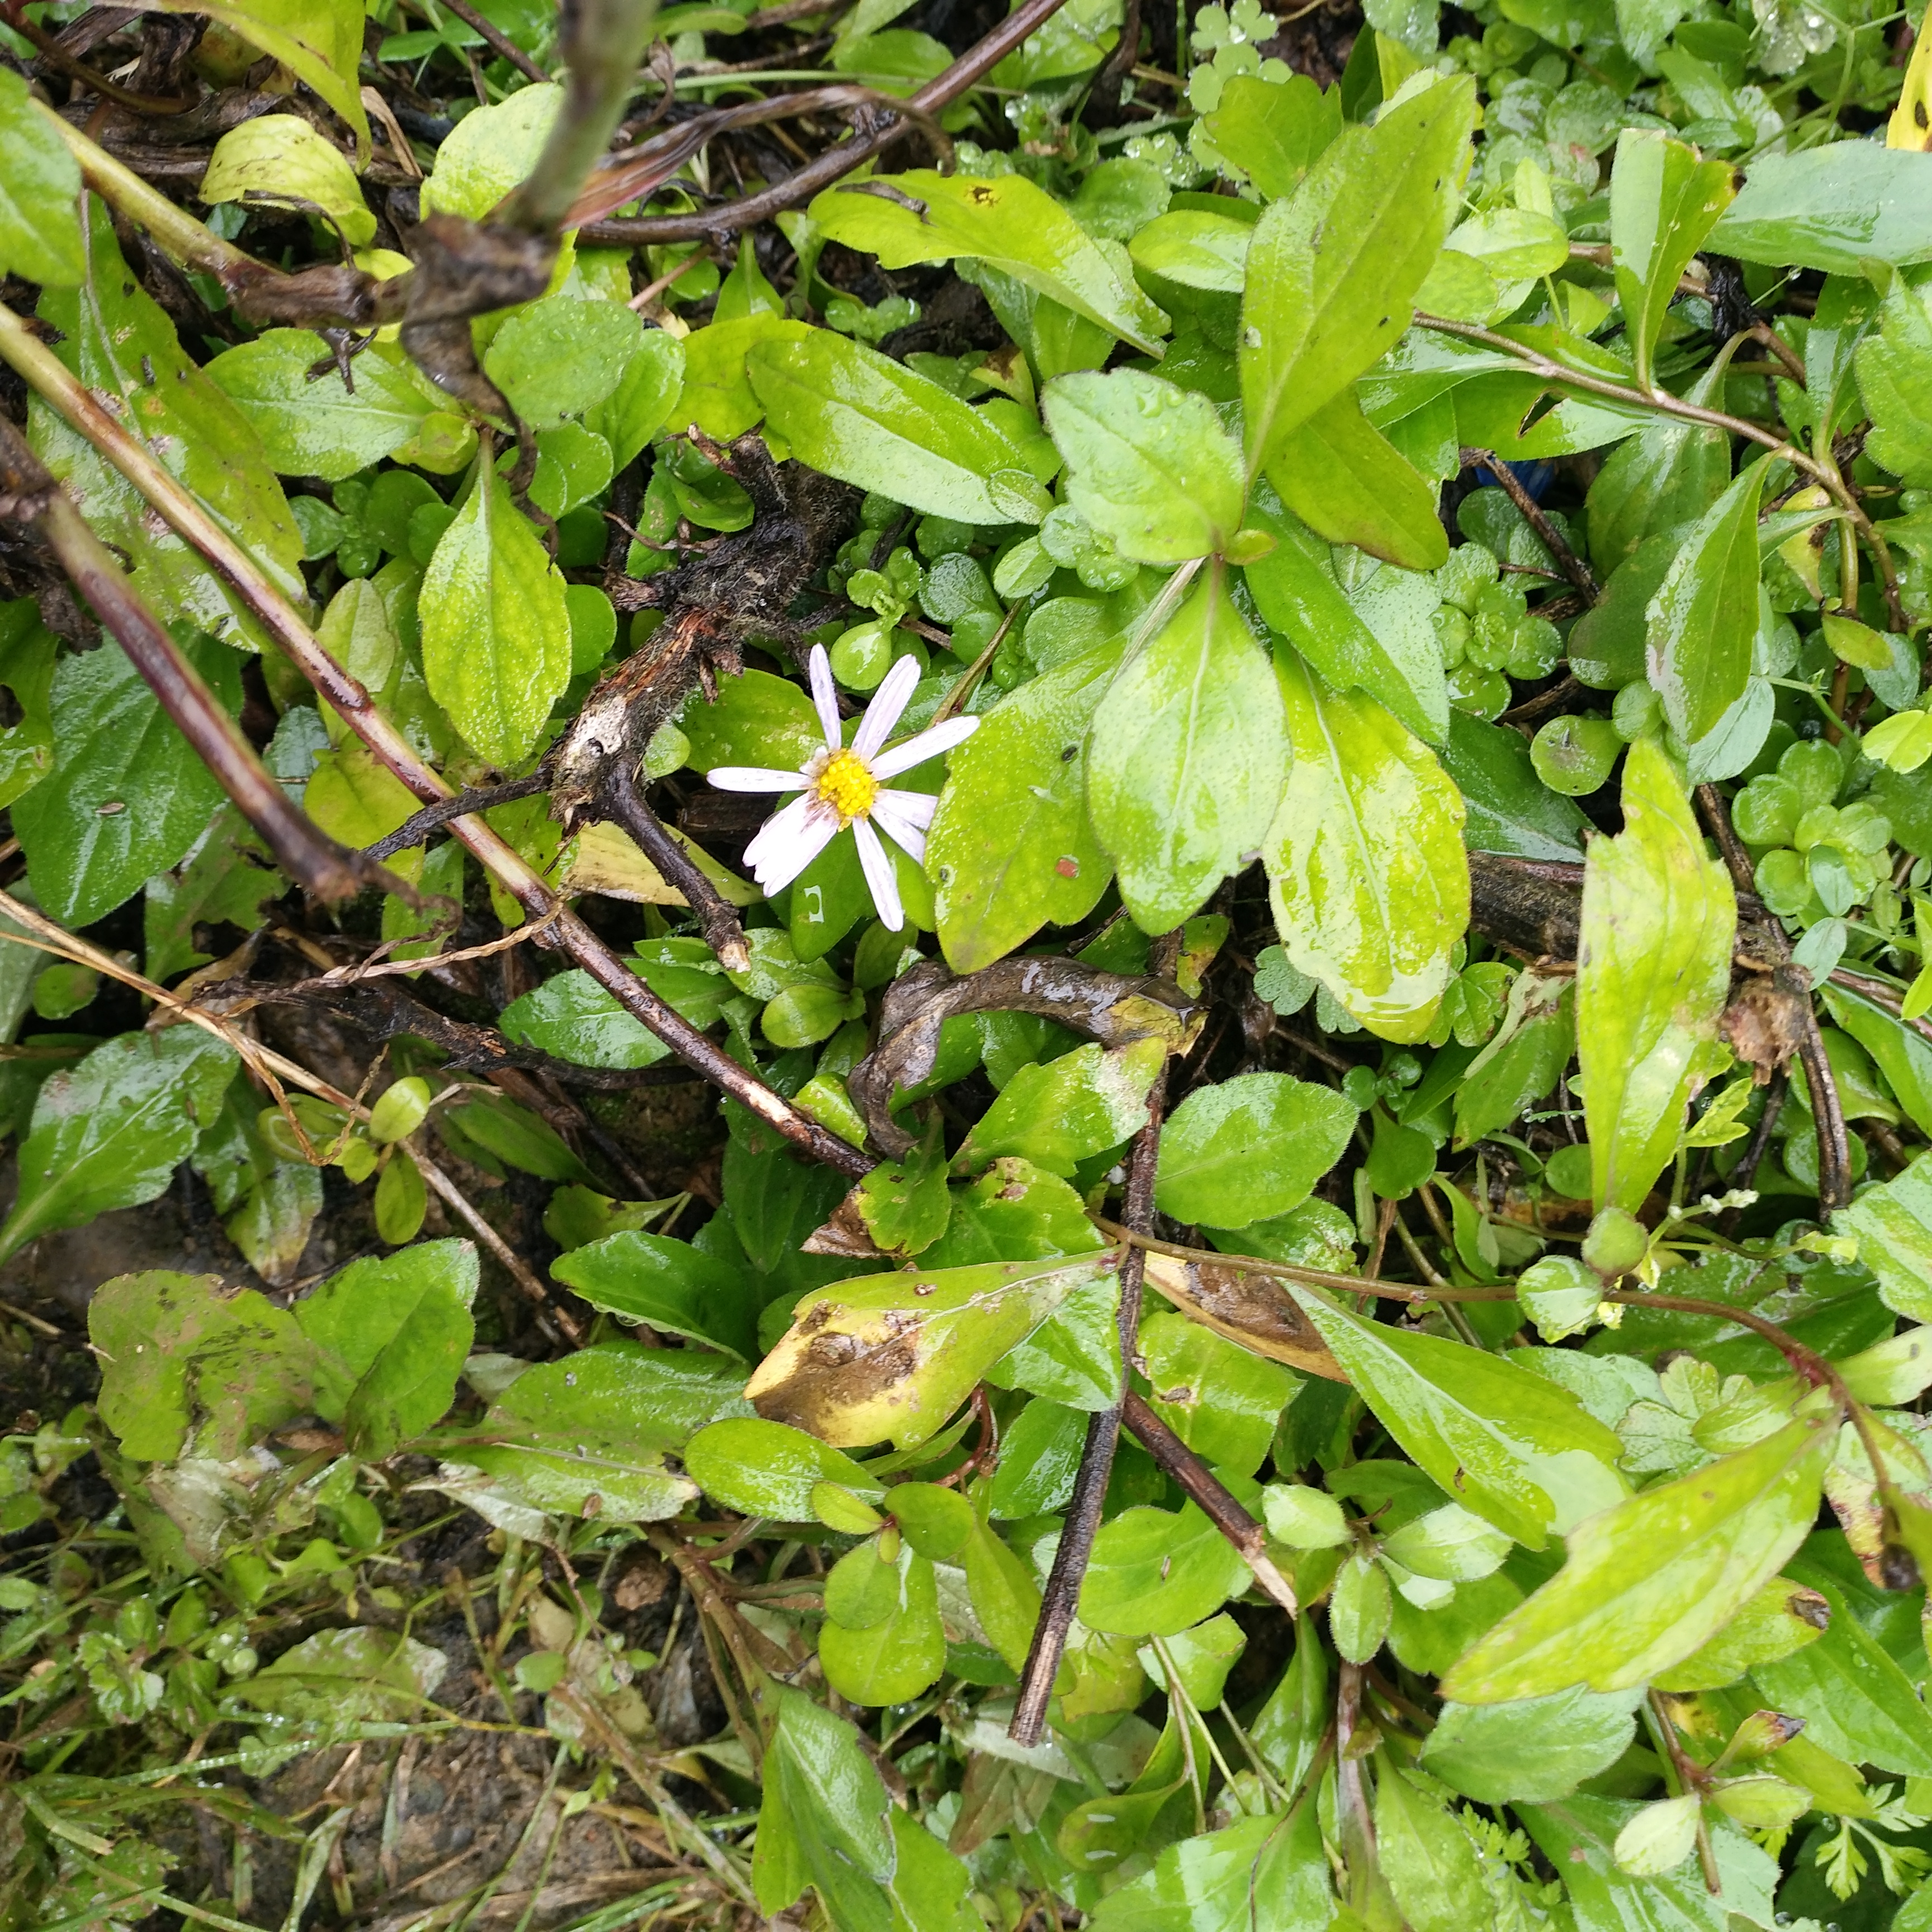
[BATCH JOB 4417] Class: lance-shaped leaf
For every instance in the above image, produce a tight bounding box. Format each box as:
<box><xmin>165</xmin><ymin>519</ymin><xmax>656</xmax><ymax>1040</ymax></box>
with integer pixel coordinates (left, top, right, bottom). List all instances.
<box><xmin>1835</xmin><ymin>1149</ymin><xmax>1932</xmax><ymax>1321</ymax></box>
<box><xmin>0</xmin><ymin>74</ymin><xmax>83</xmax><ymax>287</ymax></box>
<box><xmin>806</xmin><ymin>171</ymin><xmax>1168</xmax><ymax>354</ymax></box>
<box><xmin>1262</xmin><ymin>389</ymin><xmax>1450</xmax><ymax>572</ymax></box>
<box><xmin>1087</xmin><ymin>565</ymin><xmax>1289</xmax><ymax>934</ymax></box>
<box><xmin>1577</xmin><ymin>738</ymin><xmax>1736</xmax><ymax>1212</ymax></box>
<box><xmin>1706</xmin><ymin>143</ymin><xmax>1932</xmax><ymax>274</ymax></box>
<box><xmin>1240</xmin><ymin>75</ymin><xmax>1475</xmax><ymax>473</ymax></box>
<box><xmin>746</xmin><ymin>1254</ymin><xmax>1119</xmax><ymax>1448</ymax></box>
<box><xmin>930</xmin><ymin>636</ymin><xmax>1123</xmax><ymax>971</ymax></box>
<box><xmin>1645</xmin><ymin>457</ymin><xmax>1764</xmax><ymax>744</ymax></box>
<box><xmin>1043</xmin><ymin>370</ymin><xmax>1245</xmax><ymax>563</ymax></box>
<box><xmin>1244</xmin><ymin>485</ymin><xmax>1448</xmax><ymax>745</ymax></box>
<box><xmin>1857</xmin><ymin>278</ymin><xmax>1932</xmax><ymax>487</ymax></box>
<box><xmin>420</xmin><ymin>454</ymin><xmax>571</xmax><ymax>765</ymax></box>
<box><xmin>1609</xmin><ymin>131</ymin><xmax>1739</xmax><ymax>390</ymax></box>
<box><xmin>1442</xmin><ymin>1414</ymin><xmax>1836</xmax><ymax>1702</ymax></box>
<box><xmin>750</xmin><ymin>332</ymin><xmax>1045</xmax><ymax>525</ymax></box>
<box><xmin>1263</xmin><ymin>652</ymin><xmax>1468</xmax><ymax>1042</ymax></box>
<box><xmin>1287</xmin><ymin>1285</ymin><xmax>1626</xmax><ymax>1547</ymax></box>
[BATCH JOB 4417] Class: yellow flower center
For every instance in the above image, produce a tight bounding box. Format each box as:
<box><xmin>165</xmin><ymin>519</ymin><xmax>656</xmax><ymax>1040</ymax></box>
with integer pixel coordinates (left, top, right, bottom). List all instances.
<box><xmin>815</xmin><ymin>747</ymin><xmax>878</xmax><ymax>823</ymax></box>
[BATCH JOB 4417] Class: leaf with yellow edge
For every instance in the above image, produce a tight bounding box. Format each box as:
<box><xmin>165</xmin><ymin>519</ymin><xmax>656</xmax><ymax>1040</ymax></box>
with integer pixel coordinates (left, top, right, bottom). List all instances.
<box><xmin>746</xmin><ymin>1254</ymin><xmax>1117</xmax><ymax>1448</ymax></box>
<box><xmin>1577</xmin><ymin>737</ymin><xmax>1736</xmax><ymax>1212</ymax></box>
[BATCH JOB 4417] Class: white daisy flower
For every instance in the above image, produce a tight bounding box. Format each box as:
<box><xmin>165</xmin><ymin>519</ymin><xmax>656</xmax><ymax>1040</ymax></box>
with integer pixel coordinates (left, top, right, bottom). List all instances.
<box><xmin>707</xmin><ymin>646</ymin><xmax>979</xmax><ymax>930</ymax></box>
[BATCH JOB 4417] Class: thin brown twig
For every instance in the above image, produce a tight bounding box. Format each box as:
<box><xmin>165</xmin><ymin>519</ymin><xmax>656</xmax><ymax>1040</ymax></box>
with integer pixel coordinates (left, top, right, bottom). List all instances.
<box><xmin>1010</xmin><ymin>927</ymin><xmax>1180</xmax><ymax>1747</ymax></box>
<box><xmin>1461</xmin><ymin>448</ymin><xmax>1600</xmax><ymax>604</ymax></box>
<box><xmin>437</xmin><ymin>0</ymin><xmax>551</xmax><ymax>82</ymax></box>
<box><xmin>1694</xmin><ymin>783</ymin><xmax>1850</xmax><ymax>1213</ymax></box>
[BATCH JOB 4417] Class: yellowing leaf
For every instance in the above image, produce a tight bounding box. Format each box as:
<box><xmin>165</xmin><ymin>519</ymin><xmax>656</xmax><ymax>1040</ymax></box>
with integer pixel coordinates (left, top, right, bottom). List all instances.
<box><xmin>1264</xmin><ymin>651</ymin><xmax>1469</xmax><ymax>1042</ymax></box>
<box><xmin>1577</xmin><ymin>738</ymin><xmax>1736</xmax><ymax>1212</ymax></box>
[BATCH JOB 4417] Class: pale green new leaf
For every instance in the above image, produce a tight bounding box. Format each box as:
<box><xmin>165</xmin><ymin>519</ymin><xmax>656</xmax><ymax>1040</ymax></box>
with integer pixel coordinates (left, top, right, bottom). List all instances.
<box><xmin>1857</xmin><ymin>278</ymin><xmax>1932</xmax><ymax>487</ymax></box>
<box><xmin>1087</xmin><ymin>566</ymin><xmax>1287</xmax><ymax>933</ymax></box>
<box><xmin>199</xmin><ymin>115</ymin><xmax>375</xmax><ymax>244</ymax></box>
<box><xmin>420</xmin><ymin>456</ymin><xmax>571</xmax><ymax>764</ymax></box>
<box><xmin>1835</xmin><ymin>1149</ymin><xmax>1932</xmax><ymax>1321</ymax></box>
<box><xmin>1264</xmin><ymin>651</ymin><xmax>1468</xmax><ymax>1042</ymax></box>
<box><xmin>1240</xmin><ymin>75</ymin><xmax>1475</xmax><ymax>473</ymax></box>
<box><xmin>1442</xmin><ymin>1415</ymin><xmax>1835</xmax><ymax>1701</ymax></box>
<box><xmin>1577</xmin><ymin>738</ymin><xmax>1736</xmax><ymax>1212</ymax></box>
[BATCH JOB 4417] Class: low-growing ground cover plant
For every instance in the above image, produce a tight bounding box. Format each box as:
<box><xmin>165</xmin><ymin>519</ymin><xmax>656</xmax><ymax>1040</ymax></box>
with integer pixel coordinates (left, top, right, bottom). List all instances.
<box><xmin>3</xmin><ymin>0</ymin><xmax>1932</xmax><ymax>1924</ymax></box>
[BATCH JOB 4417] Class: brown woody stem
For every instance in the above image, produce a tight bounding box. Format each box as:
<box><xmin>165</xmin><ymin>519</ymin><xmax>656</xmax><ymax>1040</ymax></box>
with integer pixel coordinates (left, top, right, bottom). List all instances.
<box><xmin>0</xmin><ymin>419</ymin><xmax>382</xmax><ymax>905</ymax></box>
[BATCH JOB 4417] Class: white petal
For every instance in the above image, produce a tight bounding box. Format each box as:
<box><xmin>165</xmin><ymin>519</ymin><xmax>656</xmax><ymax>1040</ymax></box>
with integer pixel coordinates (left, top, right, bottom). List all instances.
<box><xmin>870</xmin><ymin>713</ymin><xmax>981</xmax><ymax>779</ymax></box>
<box><xmin>853</xmin><ymin>816</ymin><xmax>904</xmax><ymax>930</ymax></box>
<box><xmin>807</xmin><ymin>643</ymin><xmax>842</xmax><ymax>749</ymax></box>
<box><xmin>745</xmin><ymin>795</ymin><xmax>839</xmax><ymax>892</ymax></box>
<box><xmin>870</xmin><ymin>794</ymin><xmax>930</xmax><ymax>865</ymax></box>
<box><xmin>854</xmin><ymin>652</ymin><xmax>921</xmax><ymax>760</ymax></box>
<box><xmin>874</xmin><ymin>787</ymin><xmax>937</xmax><ymax>832</ymax></box>
<box><xmin>708</xmin><ymin>765</ymin><xmax>812</xmax><ymax>792</ymax></box>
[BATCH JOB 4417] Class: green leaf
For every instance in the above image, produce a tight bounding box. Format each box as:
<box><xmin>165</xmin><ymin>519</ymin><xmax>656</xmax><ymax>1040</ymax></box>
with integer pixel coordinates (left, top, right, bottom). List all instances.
<box><xmin>585</xmin><ymin>329</ymin><xmax>687</xmax><ymax>471</ymax></box>
<box><xmin>417</xmin><ymin>81</ymin><xmax>560</xmax><ymax>221</ymax></box>
<box><xmin>91</xmin><ymin>1267</ymin><xmax>304</xmax><ymax>1461</ymax></box>
<box><xmin>1608</xmin><ymin>131</ymin><xmax>1739</xmax><ymax>389</ymax></box>
<box><xmin>15</xmin><ymin>630</ymin><xmax>242</xmax><ymax>927</ymax></box>
<box><xmin>1821</xmin><ymin>984</ymin><xmax>1932</xmax><ymax>1144</ymax></box>
<box><xmin>1420</xmin><ymin>1687</ymin><xmax>1645</xmax><ymax>1803</ymax></box>
<box><xmin>1264</xmin><ymin>651</ymin><xmax>1469</xmax><ymax>1043</ymax></box>
<box><xmin>1751</xmin><ymin>1560</ymin><xmax>1932</xmax><ymax>1775</ymax></box>
<box><xmin>1836</xmin><ymin>1150</ymin><xmax>1932</xmax><ymax>1320</ymax></box>
<box><xmin>929</xmin><ymin>636</ymin><xmax>1122</xmax><ymax>971</ymax></box>
<box><xmin>1645</xmin><ymin>456</ymin><xmax>1764</xmax><ymax>742</ymax></box>
<box><xmin>820</xmin><ymin>1543</ymin><xmax>947</xmax><ymax>1704</ymax></box>
<box><xmin>807</xmin><ymin>171</ymin><xmax>1168</xmax><ymax>355</ymax></box>
<box><xmin>1239</xmin><ymin>75</ymin><xmax>1475</xmax><ymax>472</ymax></box>
<box><xmin>0</xmin><ymin>74</ymin><xmax>83</xmax><ymax>286</ymax></box>
<box><xmin>1154</xmin><ymin>1071</ymin><xmax>1356</xmax><ymax>1227</ymax></box>
<box><xmin>454</xmin><ymin>1342</ymin><xmax>742</xmax><ymax>1522</ymax></box>
<box><xmin>1376</xmin><ymin>1766</ymin><xmax>1495</xmax><ymax>1932</ymax></box>
<box><xmin>1244</xmin><ymin>486</ymin><xmax>1448</xmax><ymax>744</ymax></box>
<box><xmin>1127</xmin><ymin>210</ymin><xmax>1252</xmax><ymax>293</ymax></box>
<box><xmin>1201</xmin><ymin>73</ymin><xmax>1342</xmax><ymax>199</ymax></box>
<box><xmin>233</xmin><ymin>1628</ymin><xmax>447</xmax><ymax>1723</ymax></box>
<box><xmin>1442</xmin><ymin>1415</ymin><xmax>1836</xmax><ymax>1701</ymax></box>
<box><xmin>683</xmin><ymin>1415</ymin><xmax>884</xmax><ymax>1519</ymax></box>
<box><xmin>951</xmin><ymin>1039</ymin><xmax>1163</xmax><ymax>1177</ymax></box>
<box><xmin>553</xmin><ymin>1231</ymin><xmax>758</xmax><ymax>1358</ymax></box>
<box><xmin>1087</xmin><ymin>565</ymin><xmax>1287</xmax><ymax>933</ymax></box>
<box><xmin>499</xmin><ymin>968</ymin><xmax>671</xmax><ymax>1071</ymax></box>
<box><xmin>1286</xmin><ymin>1285</ymin><xmax>1626</xmax><ymax>1547</ymax></box>
<box><xmin>1262</xmin><ymin>390</ymin><xmax>1450</xmax><ymax>572</ymax></box>
<box><xmin>297</xmin><ymin>1240</ymin><xmax>479</xmax><ymax>1458</ymax></box>
<box><xmin>1576</xmin><ymin>737</ymin><xmax>1736</xmax><ymax>1212</ymax></box>
<box><xmin>1707</xmin><ymin>143</ymin><xmax>1932</xmax><ymax>274</ymax></box>
<box><xmin>1584</xmin><ymin>406</ymin><xmax>1732</xmax><ymax>572</ymax></box>
<box><xmin>33</xmin><ymin>207</ymin><xmax>307</xmax><ymax>651</ymax></box>
<box><xmin>855</xmin><ymin>1125</ymin><xmax>952</xmax><ymax>1256</ymax></box>
<box><xmin>482</xmin><ymin>294</ymin><xmax>645</xmax><ymax>429</ymax></box>
<box><xmin>0</xmin><ymin>1024</ymin><xmax>236</xmax><ymax>1269</ymax></box>
<box><xmin>1043</xmin><ymin>370</ymin><xmax>1245</xmax><ymax>562</ymax></box>
<box><xmin>1087</xmin><ymin>1803</ymin><xmax>1330</xmax><ymax>1932</ymax></box>
<box><xmin>754</xmin><ymin>1686</ymin><xmax>894</xmax><ymax>1926</ymax></box>
<box><xmin>750</xmin><ymin>330</ymin><xmax>1046</xmax><ymax>524</ymax></box>
<box><xmin>1139</xmin><ymin>1312</ymin><xmax>1297</xmax><ymax>1475</ymax></box>
<box><xmin>1080</xmin><ymin>1491</ymin><xmax>1256</xmax><ymax>1636</ymax></box>
<box><xmin>1520</xmin><ymin>1796</ymin><xmax>1779</xmax><ymax>1932</ymax></box>
<box><xmin>1857</xmin><ymin>277</ymin><xmax>1932</xmax><ymax>487</ymax></box>
<box><xmin>150</xmin><ymin>0</ymin><xmax>370</xmax><ymax>158</ymax></box>
<box><xmin>199</xmin><ymin>114</ymin><xmax>374</xmax><ymax>245</ymax></box>
<box><xmin>420</xmin><ymin>454</ymin><xmax>571</xmax><ymax>764</ymax></box>
<box><xmin>747</xmin><ymin>1253</ymin><xmax>1117</xmax><ymax>1447</ymax></box>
